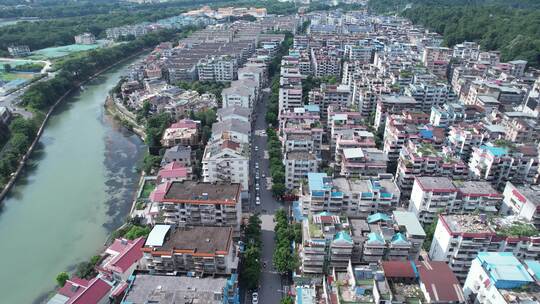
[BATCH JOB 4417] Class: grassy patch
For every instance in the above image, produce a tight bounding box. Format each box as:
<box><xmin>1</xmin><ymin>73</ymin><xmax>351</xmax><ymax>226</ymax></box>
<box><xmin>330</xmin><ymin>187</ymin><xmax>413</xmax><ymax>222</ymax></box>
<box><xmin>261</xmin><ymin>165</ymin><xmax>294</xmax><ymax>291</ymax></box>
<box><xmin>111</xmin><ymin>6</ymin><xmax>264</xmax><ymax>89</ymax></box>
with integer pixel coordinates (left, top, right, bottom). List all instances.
<box><xmin>140</xmin><ymin>180</ymin><xmax>156</xmax><ymax>198</ymax></box>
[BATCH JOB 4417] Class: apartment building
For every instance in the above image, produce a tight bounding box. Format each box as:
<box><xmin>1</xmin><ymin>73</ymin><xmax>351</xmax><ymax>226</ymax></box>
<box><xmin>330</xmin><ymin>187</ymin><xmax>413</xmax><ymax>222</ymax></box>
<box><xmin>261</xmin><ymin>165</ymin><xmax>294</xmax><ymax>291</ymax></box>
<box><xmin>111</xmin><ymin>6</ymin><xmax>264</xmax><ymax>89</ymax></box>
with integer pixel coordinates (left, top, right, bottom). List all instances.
<box><xmin>339</xmin><ymin>147</ymin><xmax>388</xmax><ymax>178</ymax></box>
<box><xmin>447</xmin><ymin>123</ymin><xmax>488</xmax><ymax>162</ymax></box>
<box><xmin>278</xmin><ymin>105</ymin><xmax>321</xmax><ymax>132</ymax></box>
<box><xmin>468</xmin><ymin>143</ymin><xmax>539</xmax><ymax>189</ymax></box>
<box><xmin>374</xmin><ymin>95</ymin><xmax>419</xmax><ymax>130</ymax></box>
<box><xmin>334</xmin><ymin>130</ymin><xmax>376</xmax><ymax>163</ymax></box>
<box><xmin>197</xmin><ymin>56</ymin><xmax>238</xmax><ymax>82</ymax></box>
<box><xmin>383</xmin><ymin>113</ymin><xmax>440</xmax><ymax>163</ymax></box>
<box><xmin>463</xmin><ymin>252</ymin><xmax>540</xmax><ymax>304</ymax></box>
<box><xmin>300</xmin><ymin>213</ymin><xmax>353</xmax><ymax>274</ymax></box>
<box><xmin>122</xmin><ymin>274</ymin><xmax>239</xmax><ymax>304</ymax></box>
<box><xmin>149</xmin><ymin>181</ymin><xmax>242</xmax><ymax>230</ymax></box>
<box><xmin>311</xmin><ymin>47</ymin><xmax>342</xmax><ymax>78</ymax></box>
<box><xmin>278</xmin><ymin>83</ymin><xmax>303</xmax><ymax>112</ymax></box>
<box><xmin>332</xmin><ymin>177</ymin><xmax>401</xmax><ymax>219</ymax></box>
<box><xmin>74</xmin><ymin>32</ymin><xmax>96</xmax><ymax>45</ymax></box>
<box><xmin>7</xmin><ymin>45</ymin><xmax>31</xmax><ymax>57</ymax></box>
<box><xmin>429</xmin><ymin>102</ymin><xmax>483</xmax><ymax>128</ymax></box>
<box><xmin>284</xmin><ymin>151</ymin><xmax>319</xmax><ymax>190</ymax></box>
<box><xmin>202</xmin><ymin>139</ymin><xmax>249</xmax><ymax>191</ymax></box>
<box><xmin>429</xmin><ymin>214</ymin><xmax>540</xmax><ymax>281</ymax></box>
<box><xmin>300</xmin><ymin>173</ymin><xmax>401</xmax><ymax>219</ymax></box>
<box><xmin>404</xmin><ymin>82</ymin><xmax>456</xmax><ymax>112</ymax></box>
<box><xmin>308</xmin><ymin>84</ymin><xmax>352</xmax><ymax>120</ymax></box>
<box><xmin>501</xmin><ymin>182</ymin><xmax>540</xmax><ymax>229</ymax></box>
<box><xmin>409</xmin><ymin>177</ymin><xmax>501</xmax><ymax>225</ymax></box>
<box><xmin>452</xmin><ymin>41</ymin><xmax>480</xmax><ymax>61</ymax></box>
<box><xmin>217</xmin><ymin>106</ymin><xmax>250</xmax><ymax>123</ymax></box>
<box><xmin>395</xmin><ymin>140</ymin><xmax>468</xmax><ymax>201</ymax></box>
<box><xmin>282</xmin><ymin>128</ymin><xmax>323</xmax><ymax>155</ymax></box>
<box><xmin>142</xmin><ymin>225</ymin><xmax>238</xmax><ymax>276</ymax></box>
<box><xmin>361</xmin><ymin>211</ymin><xmax>425</xmax><ymax>262</ymax></box>
<box><xmin>421</xmin><ymin>47</ymin><xmax>451</xmax><ymax>78</ymax></box>
<box><xmin>211</xmin><ymin>119</ymin><xmax>250</xmax><ymax>144</ymax></box>
<box><xmin>221</xmin><ymin>80</ymin><xmax>257</xmax><ymax>109</ymax></box>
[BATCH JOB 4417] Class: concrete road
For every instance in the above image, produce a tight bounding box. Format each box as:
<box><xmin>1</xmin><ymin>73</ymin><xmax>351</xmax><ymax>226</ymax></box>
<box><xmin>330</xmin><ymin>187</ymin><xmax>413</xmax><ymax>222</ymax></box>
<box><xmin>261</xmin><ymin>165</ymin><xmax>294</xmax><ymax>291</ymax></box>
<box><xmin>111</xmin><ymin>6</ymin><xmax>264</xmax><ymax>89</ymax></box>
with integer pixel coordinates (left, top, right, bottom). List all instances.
<box><xmin>248</xmin><ymin>88</ymin><xmax>286</xmax><ymax>304</ymax></box>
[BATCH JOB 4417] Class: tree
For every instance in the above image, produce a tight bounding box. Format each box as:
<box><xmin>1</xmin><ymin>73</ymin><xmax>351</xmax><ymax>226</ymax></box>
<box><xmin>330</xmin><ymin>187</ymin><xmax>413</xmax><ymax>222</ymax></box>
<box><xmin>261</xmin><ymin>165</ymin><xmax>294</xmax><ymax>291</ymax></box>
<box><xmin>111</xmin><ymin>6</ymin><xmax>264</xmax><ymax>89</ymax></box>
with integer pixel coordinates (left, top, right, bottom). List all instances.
<box><xmin>281</xmin><ymin>297</ymin><xmax>294</xmax><ymax>304</ymax></box>
<box><xmin>272</xmin><ymin>183</ymin><xmax>286</xmax><ymax>198</ymax></box>
<box><xmin>423</xmin><ymin>218</ymin><xmax>438</xmax><ymax>251</ymax></box>
<box><xmin>3</xmin><ymin>63</ymin><xmax>11</xmax><ymax>73</ymax></box>
<box><xmin>56</xmin><ymin>272</ymin><xmax>69</xmax><ymax>287</ymax></box>
<box><xmin>124</xmin><ymin>225</ymin><xmax>151</xmax><ymax>240</ymax></box>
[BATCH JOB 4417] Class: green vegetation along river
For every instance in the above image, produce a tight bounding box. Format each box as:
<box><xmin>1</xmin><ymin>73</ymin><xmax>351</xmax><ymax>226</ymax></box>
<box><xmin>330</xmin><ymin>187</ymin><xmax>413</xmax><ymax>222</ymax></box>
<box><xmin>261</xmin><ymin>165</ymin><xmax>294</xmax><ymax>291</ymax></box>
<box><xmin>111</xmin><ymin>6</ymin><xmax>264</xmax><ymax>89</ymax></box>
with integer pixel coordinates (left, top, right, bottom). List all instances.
<box><xmin>0</xmin><ymin>56</ymin><xmax>146</xmax><ymax>303</ymax></box>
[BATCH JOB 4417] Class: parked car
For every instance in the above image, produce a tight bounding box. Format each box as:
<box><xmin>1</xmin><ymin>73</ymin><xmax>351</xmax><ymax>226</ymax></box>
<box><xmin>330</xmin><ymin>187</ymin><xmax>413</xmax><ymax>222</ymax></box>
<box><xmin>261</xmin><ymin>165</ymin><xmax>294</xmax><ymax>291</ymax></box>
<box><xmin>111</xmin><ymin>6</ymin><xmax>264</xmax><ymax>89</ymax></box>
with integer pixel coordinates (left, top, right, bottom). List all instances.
<box><xmin>256</xmin><ymin>197</ymin><xmax>260</xmax><ymax>205</ymax></box>
<box><xmin>252</xmin><ymin>292</ymin><xmax>259</xmax><ymax>304</ymax></box>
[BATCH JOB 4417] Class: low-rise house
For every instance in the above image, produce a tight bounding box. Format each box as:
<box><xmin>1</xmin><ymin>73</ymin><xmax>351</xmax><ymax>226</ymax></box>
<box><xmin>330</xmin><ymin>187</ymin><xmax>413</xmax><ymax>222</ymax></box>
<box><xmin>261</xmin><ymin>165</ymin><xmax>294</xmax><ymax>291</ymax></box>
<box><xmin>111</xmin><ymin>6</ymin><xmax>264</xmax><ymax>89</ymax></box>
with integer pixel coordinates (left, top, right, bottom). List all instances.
<box><xmin>160</xmin><ymin>145</ymin><xmax>192</xmax><ymax>167</ymax></box>
<box><xmin>142</xmin><ymin>225</ymin><xmax>238</xmax><ymax>276</ymax></box>
<box><xmin>47</xmin><ymin>277</ymin><xmax>113</xmax><ymax>304</ymax></box>
<box><xmin>98</xmin><ymin>237</ymin><xmax>145</xmax><ymax>282</ymax></box>
<box><xmin>157</xmin><ymin>161</ymin><xmax>192</xmax><ymax>183</ymax></box>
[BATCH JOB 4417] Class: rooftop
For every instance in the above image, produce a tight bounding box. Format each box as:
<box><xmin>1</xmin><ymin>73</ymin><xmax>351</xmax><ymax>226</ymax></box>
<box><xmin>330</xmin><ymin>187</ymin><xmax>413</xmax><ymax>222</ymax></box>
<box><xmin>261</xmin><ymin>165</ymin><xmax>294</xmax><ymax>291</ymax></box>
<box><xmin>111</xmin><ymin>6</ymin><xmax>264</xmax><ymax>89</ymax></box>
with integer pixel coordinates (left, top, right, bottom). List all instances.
<box><xmin>415</xmin><ymin>261</ymin><xmax>465</xmax><ymax>303</ymax></box>
<box><xmin>477</xmin><ymin>252</ymin><xmax>533</xmax><ymax>289</ymax></box>
<box><xmin>415</xmin><ymin>176</ymin><xmax>456</xmax><ymax>192</ymax></box>
<box><xmin>150</xmin><ymin>226</ymin><xmax>232</xmax><ymax>254</ymax></box>
<box><xmin>393</xmin><ymin>211</ymin><xmax>426</xmax><ymax>237</ymax></box>
<box><xmin>163</xmin><ymin>181</ymin><xmax>240</xmax><ymax>203</ymax></box>
<box><xmin>123</xmin><ymin>274</ymin><xmax>229</xmax><ymax>304</ymax></box>
<box><xmin>453</xmin><ymin>180</ymin><xmax>501</xmax><ymax>197</ymax></box>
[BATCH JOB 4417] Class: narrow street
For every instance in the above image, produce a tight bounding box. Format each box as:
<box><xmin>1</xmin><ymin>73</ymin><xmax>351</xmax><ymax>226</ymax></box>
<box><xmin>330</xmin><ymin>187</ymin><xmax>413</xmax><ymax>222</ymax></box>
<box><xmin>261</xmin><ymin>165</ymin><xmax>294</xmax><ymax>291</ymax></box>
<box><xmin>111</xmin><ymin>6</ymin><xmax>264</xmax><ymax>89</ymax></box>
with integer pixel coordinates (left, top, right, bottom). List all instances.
<box><xmin>249</xmin><ymin>88</ymin><xmax>285</xmax><ymax>304</ymax></box>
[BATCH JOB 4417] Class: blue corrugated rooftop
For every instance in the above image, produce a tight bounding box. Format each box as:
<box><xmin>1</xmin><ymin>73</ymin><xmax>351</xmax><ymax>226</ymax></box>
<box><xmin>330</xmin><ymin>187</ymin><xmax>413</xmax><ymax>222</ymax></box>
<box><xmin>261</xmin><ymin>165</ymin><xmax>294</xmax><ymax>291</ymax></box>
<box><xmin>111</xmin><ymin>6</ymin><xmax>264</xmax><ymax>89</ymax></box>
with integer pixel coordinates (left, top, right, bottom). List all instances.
<box><xmin>308</xmin><ymin>173</ymin><xmax>330</xmax><ymax>192</ymax></box>
<box><xmin>481</xmin><ymin>145</ymin><xmax>509</xmax><ymax>157</ymax></box>
<box><xmin>477</xmin><ymin>252</ymin><xmax>533</xmax><ymax>289</ymax></box>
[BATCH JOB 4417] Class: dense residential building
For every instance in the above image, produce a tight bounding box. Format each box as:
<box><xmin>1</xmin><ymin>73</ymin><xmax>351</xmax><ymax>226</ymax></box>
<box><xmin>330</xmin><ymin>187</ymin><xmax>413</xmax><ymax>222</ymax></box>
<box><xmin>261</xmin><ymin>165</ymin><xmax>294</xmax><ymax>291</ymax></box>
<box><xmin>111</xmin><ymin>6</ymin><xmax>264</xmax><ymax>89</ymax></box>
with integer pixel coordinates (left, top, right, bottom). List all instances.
<box><xmin>142</xmin><ymin>225</ymin><xmax>238</xmax><ymax>276</ymax></box>
<box><xmin>429</xmin><ymin>214</ymin><xmax>540</xmax><ymax>282</ymax></box>
<box><xmin>338</xmin><ymin>147</ymin><xmax>388</xmax><ymax>178</ymax></box>
<box><xmin>7</xmin><ymin>45</ymin><xmax>31</xmax><ymax>57</ymax></box>
<box><xmin>74</xmin><ymin>32</ymin><xmax>96</xmax><ymax>45</ymax></box>
<box><xmin>468</xmin><ymin>143</ymin><xmax>539</xmax><ymax>189</ymax></box>
<box><xmin>395</xmin><ymin>140</ymin><xmax>468</xmax><ymax>201</ymax></box>
<box><xmin>202</xmin><ymin>139</ymin><xmax>249</xmax><ymax>190</ymax></box>
<box><xmin>409</xmin><ymin>177</ymin><xmax>501</xmax><ymax>225</ymax></box>
<box><xmin>501</xmin><ymin>182</ymin><xmax>540</xmax><ymax>229</ymax></box>
<box><xmin>284</xmin><ymin>151</ymin><xmax>319</xmax><ymax>190</ymax></box>
<box><xmin>463</xmin><ymin>252</ymin><xmax>540</xmax><ymax>304</ymax></box>
<box><xmin>149</xmin><ymin>181</ymin><xmax>242</xmax><ymax>230</ymax></box>
<box><xmin>122</xmin><ymin>274</ymin><xmax>239</xmax><ymax>304</ymax></box>
<box><xmin>300</xmin><ymin>173</ymin><xmax>401</xmax><ymax>219</ymax></box>
<box><xmin>300</xmin><ymin>213</ymin><xmax>354</xmax><ymax>274</ymax></box>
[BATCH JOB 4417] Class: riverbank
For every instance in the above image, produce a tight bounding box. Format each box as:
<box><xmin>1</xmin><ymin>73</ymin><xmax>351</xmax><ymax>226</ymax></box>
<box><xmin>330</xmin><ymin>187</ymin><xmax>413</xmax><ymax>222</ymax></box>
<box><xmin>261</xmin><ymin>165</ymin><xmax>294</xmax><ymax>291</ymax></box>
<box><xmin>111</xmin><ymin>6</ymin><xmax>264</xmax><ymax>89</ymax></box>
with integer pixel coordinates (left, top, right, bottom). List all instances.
<box><xmin>104</xmin><ymin>95</ymin><xmax>146</xmax><ymax>139</ymax></box>
<box><xmin>0</xmin><ymin>48</ymin><xmax>148</xmax><ymax>204</ymax></box>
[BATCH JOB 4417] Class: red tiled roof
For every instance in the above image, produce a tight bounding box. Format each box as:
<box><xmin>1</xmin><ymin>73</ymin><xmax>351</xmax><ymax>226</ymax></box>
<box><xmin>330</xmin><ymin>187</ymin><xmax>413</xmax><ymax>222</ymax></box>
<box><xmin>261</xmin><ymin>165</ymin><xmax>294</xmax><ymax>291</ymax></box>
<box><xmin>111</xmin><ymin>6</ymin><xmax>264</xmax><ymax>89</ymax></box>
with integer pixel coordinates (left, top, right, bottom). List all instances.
<box><xmin>105</xmin><ymin>237</ymin><xmax>145</xmax><ymax>274</ymax></box>
<box><xmin>415</xmin><ymin>261</ymin><xmax>465</xmax><ymax>303</ymax></box>
<box><xmin>58</xmin><ymin>277</ymin><xmax>90</xmax><ymax>298</ymax></box>
<box><xmin>158</xmin><ymin>161</ymin><xmax>189</xmax><ymax>179</ymax></box>
<box><xmin>67</xmin><ymin>277</ymin><xmax>112</xmax><ymax>304</ymax></box>
<box><xmin>149</xmin><ymin>182</ymin><xmax>169</xmax><ymax>202</ymax></box>
<box><xmin>382</xmin><ymin>261</ymin><xmax>415</xmax><ymax>278</ymax></box>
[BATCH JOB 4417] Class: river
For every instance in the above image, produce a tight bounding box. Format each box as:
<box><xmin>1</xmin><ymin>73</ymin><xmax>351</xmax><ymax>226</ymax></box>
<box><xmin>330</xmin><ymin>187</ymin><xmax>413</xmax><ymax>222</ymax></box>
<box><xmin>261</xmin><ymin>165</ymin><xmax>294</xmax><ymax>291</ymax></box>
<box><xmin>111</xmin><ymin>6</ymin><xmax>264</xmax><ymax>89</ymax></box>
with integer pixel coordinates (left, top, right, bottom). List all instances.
<box><xmin>0</xmin><ymin>57</ymin><xmax>146</xmax><ymax>304</ymax></box>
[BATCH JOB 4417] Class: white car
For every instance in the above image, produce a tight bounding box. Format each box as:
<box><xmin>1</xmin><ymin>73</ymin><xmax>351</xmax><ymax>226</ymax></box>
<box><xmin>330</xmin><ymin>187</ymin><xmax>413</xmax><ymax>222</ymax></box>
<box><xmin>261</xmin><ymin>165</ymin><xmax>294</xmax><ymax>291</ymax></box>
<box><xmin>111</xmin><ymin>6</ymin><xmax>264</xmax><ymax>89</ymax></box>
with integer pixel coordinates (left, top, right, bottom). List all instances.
<box><xmin>255</xmin><ymin>163</ymin><xmax>259</xmax><ymax>169</ymax></box>
<box><xmin>255</xmin><ymin>146</ymin><xmax>259</xmax><ymax>151</ymax></box>
<box><xmin>256</xmin><ymin>197</ymin><xmax>260</xmax><ymax>205</ymax></box>
<box><xmin>262</xmin><ymin>173</ymin><xmax>266</xmax><ymax>178</ymax></box>
<box><xmin>256</xmin><ymin>184</ymin><xmax>260</xmax><ymax>191</ymax></box>
<box><xmin>252</xmin><ymin>292</ymin><xmax>259</xmax><ymax>304</ymax></box>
